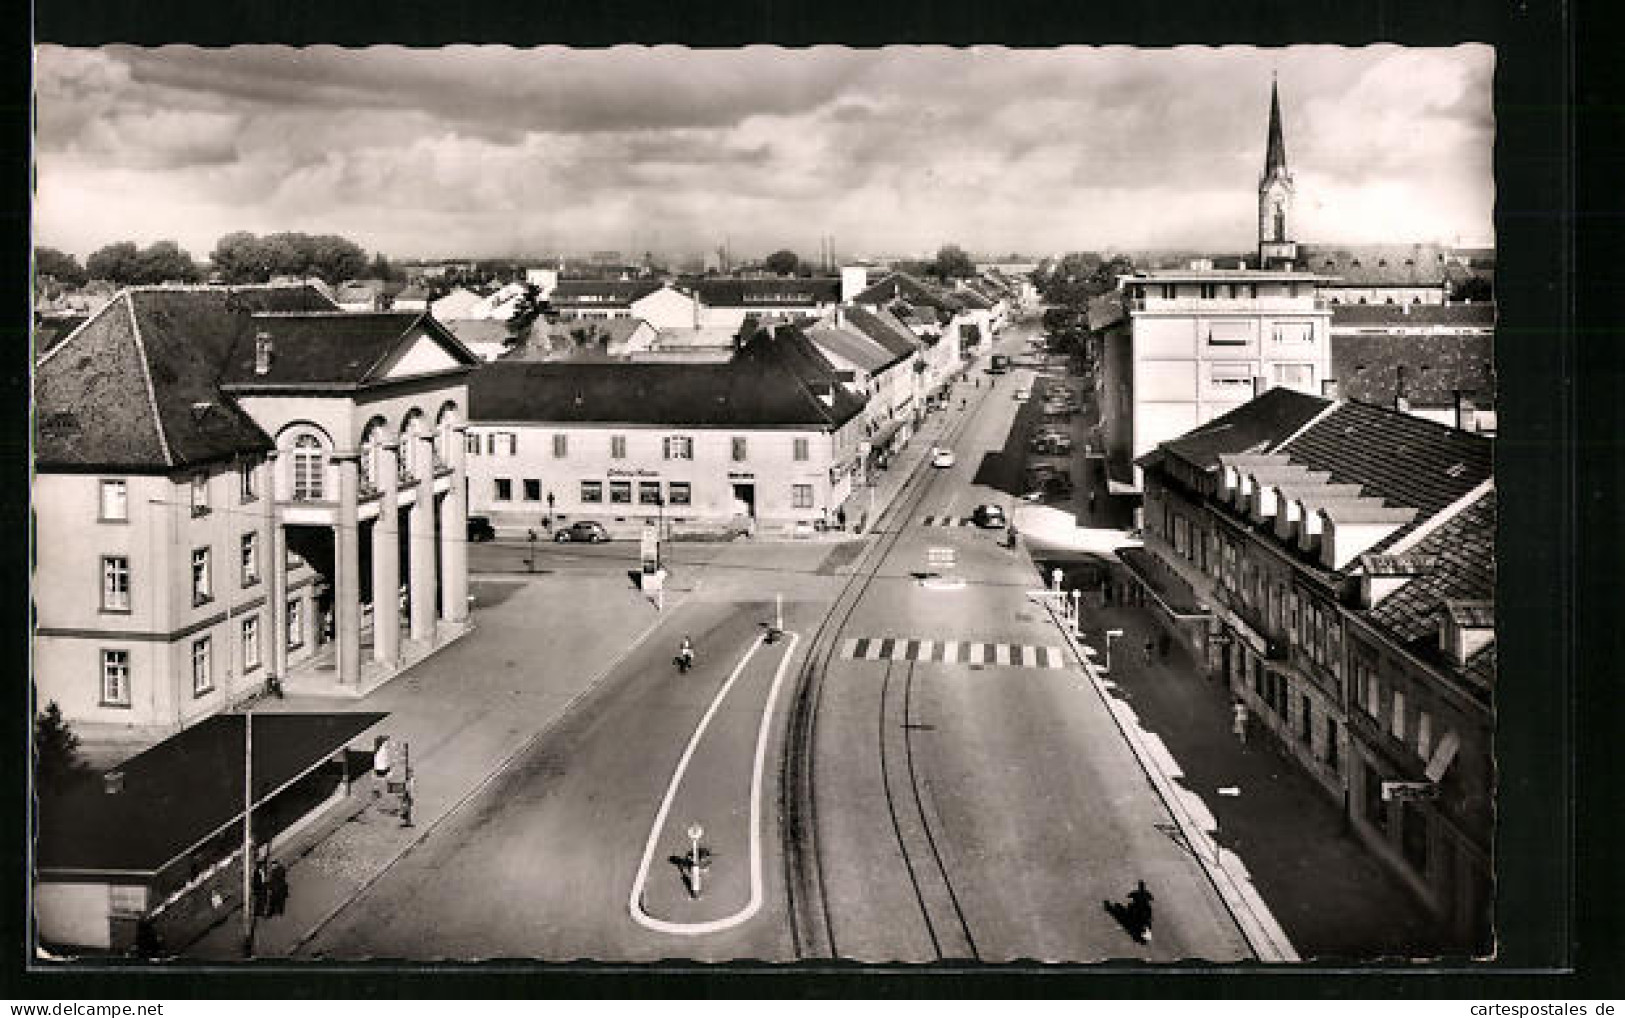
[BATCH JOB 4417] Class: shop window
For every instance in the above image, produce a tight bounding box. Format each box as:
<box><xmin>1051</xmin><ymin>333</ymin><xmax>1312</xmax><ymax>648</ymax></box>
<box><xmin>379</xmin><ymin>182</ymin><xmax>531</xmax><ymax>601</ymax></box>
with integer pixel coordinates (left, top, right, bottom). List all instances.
<box><xmin>668</xmin><ymin>482</ymin><xmax>692</xmax><ymax>506</ymax></box>
<box><xmin>609</xmin><ymin>481</ymin><xmax>632</xmax><ymax>505</ymax></box>
<box><xmin>638</xmin><ymin>481</ymin><xmax>662</xmax><ymax>505</ymax></box>
<box><xmin>580</xmin><ymin>481</ymin><xmax>604</xmax><ymax>504</ymax></box>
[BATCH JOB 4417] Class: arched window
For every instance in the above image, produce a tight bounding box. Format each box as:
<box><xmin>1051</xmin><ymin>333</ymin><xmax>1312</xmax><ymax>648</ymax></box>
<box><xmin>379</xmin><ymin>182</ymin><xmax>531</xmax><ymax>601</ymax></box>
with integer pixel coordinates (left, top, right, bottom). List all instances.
<box><xmin>400</xmin><ymin>410</ymin><xmax>425</xmax><ymax>482</ymax></box>
<box><xmin>292</xmin><ymin>435</ymin><xmax>325</xmax><ymax>501</ymax></box>
<box><xmin>360</xmin><ymin>418</ymin><xmax>390</xmax><ymax>491</ymax></box>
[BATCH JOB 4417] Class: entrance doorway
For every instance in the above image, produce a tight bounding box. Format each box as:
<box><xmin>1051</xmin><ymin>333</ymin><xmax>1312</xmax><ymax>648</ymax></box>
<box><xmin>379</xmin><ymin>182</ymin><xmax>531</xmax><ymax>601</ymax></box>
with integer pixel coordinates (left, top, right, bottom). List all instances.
<box><xmin>731</xmin><ymin>483</ymin><xmax>756</xmax><ymax>519</ymax></box>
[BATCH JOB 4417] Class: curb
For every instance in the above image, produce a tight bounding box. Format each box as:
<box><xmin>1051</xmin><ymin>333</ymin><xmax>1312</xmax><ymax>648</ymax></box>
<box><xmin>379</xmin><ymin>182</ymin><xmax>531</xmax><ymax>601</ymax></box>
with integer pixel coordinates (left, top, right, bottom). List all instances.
<box><xmin>1038</xmin><ymin>599</ymin><xmax>1300</xmax><ymax>963</ymax></box>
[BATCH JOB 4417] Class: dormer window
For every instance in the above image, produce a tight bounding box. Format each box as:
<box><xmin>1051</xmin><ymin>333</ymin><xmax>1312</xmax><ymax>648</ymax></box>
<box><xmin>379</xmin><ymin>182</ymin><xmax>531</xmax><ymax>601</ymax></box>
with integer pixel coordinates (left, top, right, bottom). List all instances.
<box><xmin>190</xmin><ymin>474</ymin><xmax>210</xmax><ymax>516</ymax></box>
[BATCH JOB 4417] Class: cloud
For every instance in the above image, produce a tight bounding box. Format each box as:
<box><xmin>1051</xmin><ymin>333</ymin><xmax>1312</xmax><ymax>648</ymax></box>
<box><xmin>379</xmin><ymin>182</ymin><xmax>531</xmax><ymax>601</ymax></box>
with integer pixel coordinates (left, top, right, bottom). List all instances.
<box><xmin>33</xmin><ymin>43</ymin><xmax>1495</xmax><ymax>261</ymax></box>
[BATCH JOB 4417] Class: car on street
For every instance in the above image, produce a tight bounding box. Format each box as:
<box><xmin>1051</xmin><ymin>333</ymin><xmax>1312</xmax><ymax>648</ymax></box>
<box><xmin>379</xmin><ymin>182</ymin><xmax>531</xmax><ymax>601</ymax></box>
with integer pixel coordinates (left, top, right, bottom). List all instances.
<box><xmin>1031</xmin><ymin>432</ymin><xmax>1074</xmax><ymax>454</ymax></box>
<box><xmin>466</xmin><ymin>516</ymin><xmax>497</xmax><ymax>543</ymax></box>
<box><xmin>971</xmin><ymin>504</ymin><xmax>1007</xmax><ymax>529</ymax></box>
<box><xmin>553</xmin><ymin>520</ymin><xmax>610</xmax><ymax>543</ymax></box>
<box><xmin>931</xmin><ymin>447</ymin><xmax>956</xmax><ymax>468</ymax></box>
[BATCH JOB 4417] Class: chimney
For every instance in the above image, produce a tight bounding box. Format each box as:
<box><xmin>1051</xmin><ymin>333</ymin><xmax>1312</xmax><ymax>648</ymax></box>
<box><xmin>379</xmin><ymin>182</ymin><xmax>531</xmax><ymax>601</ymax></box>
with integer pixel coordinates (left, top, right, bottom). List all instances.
<box><xmin>1252</xmin><ymin>375</ymin><xmax>1268</xmax><ymax>398</ymax></box>
<box><xmin>254</xmin><ymin>331</ymin><xmax>274</xmax><ymax>375</ymax></box>
<box><xmin>1394</xmin><ymin>365</ymin><xmax>1409</xmax><ymax>412</ymax></box>
<box><xmin>1439</xmin><ymin>600</ymin><xmax>1494</xmax><ymax>665</ymax></box>
<box><xmin>1321</xmin><ymin>378</ymin><xmax>1339</xmax><ymax>399</ymax></box>
<box><xmin>104</xmin><ymin>771</ymin><xmax>125</xmax><ymax>795</ymax></box>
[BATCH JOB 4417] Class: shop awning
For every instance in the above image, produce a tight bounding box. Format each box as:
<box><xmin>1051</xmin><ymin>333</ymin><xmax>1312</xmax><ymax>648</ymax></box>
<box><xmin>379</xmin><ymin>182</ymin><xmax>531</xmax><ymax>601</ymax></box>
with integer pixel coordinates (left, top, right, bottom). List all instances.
<box><xmin>37</xmin><ymin>711</ymin><xmax>387</xmax><ymax>877</ymax></box>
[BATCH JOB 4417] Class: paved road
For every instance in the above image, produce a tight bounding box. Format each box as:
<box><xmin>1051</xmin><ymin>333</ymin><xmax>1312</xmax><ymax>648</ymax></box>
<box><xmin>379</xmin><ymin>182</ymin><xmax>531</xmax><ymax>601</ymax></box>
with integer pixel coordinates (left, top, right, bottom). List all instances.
<box><xmin>791</xmin><ymin>324</ymin><xmax>1253</xmax><ymax>962</ymax></box>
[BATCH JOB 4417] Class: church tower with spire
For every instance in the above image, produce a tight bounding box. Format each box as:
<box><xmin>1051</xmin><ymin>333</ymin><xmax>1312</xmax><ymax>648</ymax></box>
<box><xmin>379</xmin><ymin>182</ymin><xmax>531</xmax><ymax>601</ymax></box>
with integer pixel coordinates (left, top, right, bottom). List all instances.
<box><xmin>1258</xmin><ymin>76</ymin><xmax>1298</xmax><ymax>268</ymax></box>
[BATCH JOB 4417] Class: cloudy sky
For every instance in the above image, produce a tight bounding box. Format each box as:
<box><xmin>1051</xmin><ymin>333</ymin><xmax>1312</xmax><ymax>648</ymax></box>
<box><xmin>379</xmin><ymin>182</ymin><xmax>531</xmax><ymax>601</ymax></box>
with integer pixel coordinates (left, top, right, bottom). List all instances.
<box><xmin>33</xmin><ymin>44</ymin><xmax>1494</xmax><ymax>264</ymax></box>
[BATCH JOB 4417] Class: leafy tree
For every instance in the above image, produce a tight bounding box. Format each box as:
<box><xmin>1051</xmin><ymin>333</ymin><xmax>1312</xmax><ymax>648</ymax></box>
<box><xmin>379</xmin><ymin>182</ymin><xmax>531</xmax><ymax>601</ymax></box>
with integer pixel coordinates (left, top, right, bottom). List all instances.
<box><xmin>506</xmin><ymin>284</ymin><xmax>546</xmax><ymax>339</ymax></box>
<box><xmin>35</xmin><ymin>247</ymin><xmax>87</xmax><ymax>289</ymax></box>
<box><xmin>35</xmin><ymin>700</ymin><xmax>90</xmax><ymax>796</ymax></box>
<box><xmin>764</xmin><ymin>249</ymin><xmax>800</xmax><ymax>276</ymax></box>
<box><xmin>85</xmin><ymin>241</ymin><xmax>141</xmax><ymax>283</ymax></box>
<box><xmin>930</xmin><ymin>244</ymin><xmax>975</xmax><ymax>281</ymax></box>
<box><xmin>210</xmin><ymin>231</ymin><xmax>271</xmax><ymax>283</ymax></box>
<box><xmin>207</xmin><ymin>231</ymin><xmax>369</xmax><ymax>285</ymax></box>
<box><xmin>86</xmin><ymin>240</ymin><xmax>201</xmax><ymax>285</ymax></box>
<box><xmin>369</xmin><ymin>252</ymin><xmax>406</xmax><ymax>283</ymax></box>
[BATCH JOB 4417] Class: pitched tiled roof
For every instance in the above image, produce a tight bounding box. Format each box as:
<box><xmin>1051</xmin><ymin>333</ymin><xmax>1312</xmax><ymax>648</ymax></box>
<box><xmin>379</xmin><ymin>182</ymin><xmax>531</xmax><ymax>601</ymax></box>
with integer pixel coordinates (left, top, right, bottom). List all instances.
<box><xmin>805</xmin><ymin>322</ymin><xmax>898</xmax><ymax>373</ymax></box>
<box><xmin>688</xmin><ymin>277</ymin><xmax>841</xmax><ymax>308</ymax></box>
<box><xmin>1281</xmin><ymin>400</ymin><xmax>1492</xmax><ymax>534</ymax></box>
<box><xmin>851</xmin><ymin>272</ymin><xmax>960</xmax><ymax>312</ymax></box>
<box><xmin>1299</xmin><ymin>244</ymin><xmax>1451</xmax><ymax>286</ymax></box>
<box><xmin>1156</xmin><ymin>387</ymin><xmax>1332</xmax><ymax>471</ymax></box>
<box><xmin>1087</xmin><ymin>294</ymin><xmax>1128</xmax><ymax>331</ymax></box>
<box><xmin>1330</xmin><ymin>303</ymin><xmax>1496</xmax><ymax>328</ymax></box>
<box><xmin>842</xmin><ymin>306</ymin><xmax>920</xmax><ymax>361</ymax></box>
<box><xmin>1363</xmin><ymin>487</ymin><xmax>1496</xmax><ymax>693</ymax></box>
<box><xmin>33</xmin><ymin>314</ymin><xmax>88</xmax><ymax>357</ymax></box>
<box><xmin>548</xmin><ymin>279</ymin><xmax>664</xmax><ymax>306</ymax></box>
<box><xmin>1332</xmin><ymin>332</ymin><xmax>1496</xmax><ymax>408</ymax></box>
<box><xmin>470</xmin><ymin>324</ymin><xmax>865</xmax><ymax>430</ymax></box>
<box><xmin>36</xmin><ymin>285</ymin><xmax>336</xmax><ymax>470</ymax></box>
<box><xmin>219</xmin><ymin>311</ymin><xmax>478</xmax><ymax>388</ymax></box>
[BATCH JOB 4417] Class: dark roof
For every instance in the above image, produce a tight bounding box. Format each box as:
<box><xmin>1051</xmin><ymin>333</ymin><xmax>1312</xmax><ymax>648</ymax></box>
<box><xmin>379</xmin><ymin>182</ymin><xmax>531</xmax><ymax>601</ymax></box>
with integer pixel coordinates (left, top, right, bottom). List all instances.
<box><xmin>1281</xmin><ymin>400</ymin><xmax>1493</xmax><ymax>538</ymax></box>
<box><xmin>1330</xmin><ymin>303</ymin><xmax>1496</xmax><ymax>328</ymax></box>
<box><xmin>851</xmin><ymin>272</ymin><xmax>960</xmax><ymax>312</ymax></box>
<box><xmin>1157</xmin><ymin>387</ymin><xmax>1332</xmax><ymax>471</ymax></box>
<box><xmin>805</xmin><ymin>322</ymin><xmax>897</xmax><ymax>373</ymax></box>
<box><xmin>547</xmin><ymin>278</ymin><xmax>664</xmax><ymax>306</ymax></box>
<box><xmin>33</xmin><ymin>314</ymin><xmax>88</xmax><ymax>357</ymax></box>
<box><xmin>1332</xmin><ymin>332</ymin><xmax>1496</xmax><ymax>408</ymax></box>
<box><xmin>218</xmin><ymin>311</ymin><xmax>478</xmax><ymax>388</ymax></box>
<box><xmin>688</xmin><ymin>277</ymin><xmax>841</xmax><ymax>307</ymax></box>
<box><xmin>470</xmin><ymin>324</ymin><xmax>866</xmax><ymax>430</ymax></box>
<box><xmin>1087</xmin><ymin>294</ymin><xmax>1128</xmax><ymax>331</ymax></box>
<box><xmin>843</xmin><ymin>306</ymin><xmax>920</xmax><ymax>362</ymax></box>
<box><xmin>38</xmin><ymin>712</ymin><xmax>386</xmax><ymax>875</ymax></box>
<box><xmin>1299</xmin><ymin>244</ymin><xmax>1451</xmax><ymax>286</ymax></box>
<box><xmin>1363</xmin><ymin>488</ymin><xmax>1496</xmax><ymax>693</ymax></box>
<box><xmin>36</xmin><ymin>285</ymin><xmax>337</xmax><ymax>470</ymax></box>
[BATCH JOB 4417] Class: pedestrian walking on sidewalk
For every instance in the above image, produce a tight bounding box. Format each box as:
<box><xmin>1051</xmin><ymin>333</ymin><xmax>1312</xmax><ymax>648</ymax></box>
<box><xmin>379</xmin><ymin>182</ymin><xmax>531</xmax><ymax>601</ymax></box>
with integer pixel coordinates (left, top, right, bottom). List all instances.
<box><xmin>372</xmin><ymin>734</ymin><xmax>393</xmax><ymax>799</ymax></box>
<box><xmin>1232</xmin><ymin>698</ymin><xmax>1249</xmax><ymax>745</ymax></box>
<box><xmin>266</xmin><ymin>861</ymin><xmax>289</xmax><ymax>917</ymax></box>
<box><xmin>251</xmin><ymin>858</ymin><xmax>268</xmax><ymax>917</ymax></box>
<box><xmin>836</xmin><ymin>507</ymin><xmax>847</xmax><ymax>531</ymax></box>
<box><xmin>1127</xmin><ymin>880</ymin><xmax>1155</xmax><ymax>943</ymax></box>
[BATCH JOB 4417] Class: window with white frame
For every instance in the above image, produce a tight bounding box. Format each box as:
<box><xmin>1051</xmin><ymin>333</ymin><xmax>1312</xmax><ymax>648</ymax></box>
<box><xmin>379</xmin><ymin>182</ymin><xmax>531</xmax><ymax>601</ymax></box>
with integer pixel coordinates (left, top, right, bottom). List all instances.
<box><xmin>611</xmin><ymin>435</ymin><xmax>627</xmax><ymax>459</ymax></box>
<box><xmin>292</xmin><ymin>435</ymin><xmax>325</xmax><ymax>500</ymax></box>
<box><xmin>99</xmin><ymin>480</ymin><xmax>128</xmax><ymax>521</ymax></box>
<box><xmin>287</xmin><ymin>598</ymin><xmax>304</xmax><ymax>649</ymax></box>
<box><xmin>102</xmin><ymin>556</ymin><xmax>130</xmax><ymax>611</ymax></box>
<box><xmin>663</xmin><ymin>436</ymin><xmax>693</xmax><ymax>461</ymax></box>
<box><xmin>1272</xmin><ymin>362</ymin><xmax>1315</xmax><ymax>390</ymax></box>
<box><xmin>793</xmin><ymin>437</ymin><xmax>810</xmax><ymax>462</ymax></box>
<box><xmin>792</xmin><ymin>484</ymin><xmax>814</xmax><ymax>509</ymax></box>
<box><xmin>609</xmin><ymin>481</ymin><xmax>632</xmax><ymax>504</ymax></box>
<box><xmin>101</xmin><ymin>650</ymin><xmax>130</xmax><ymax>706</ymax></box>
<box><xmin>553</xmin><ymin>434</ymin><xmax>569</xmax><ymax>458</ymax></box>
<box><xmin>191</xmin><ymin>636</ymin><xmax>213</xmax><ymax>696</ymax></box>
<box><xmin>190</xmin><ymin>473</ymin><xmax>210</xmax><ymax>516</ymax></box>
<box><xmin>1210</xmin><ymin>362</ymin><xmax>1255</xmax><ymax>390</ymax></box>
<box><xmin>668</xmin><ymin>481</ymin><xmax>692</xmax><ymax>506</ymax></box>
<box><xmin>638</xmin><ymin>481</ymin><xmax>662</xmax><ymax>505</ymax></box>
<box><xmin>242</xmin><ymin>614</ymin><xmax>261</xmax><ymax>671</ymax></box>
<box><xmin>191</xmin><ymin>547</ymin><xmax>211</xmax><ymax>604</ymax></box>
<box><xmin>239</xmin><ymin>459</ymin><xmax>258</xmax><ymax>502</ymax></box>
<box><xmin>466</xmin><ymin>433</ymin><xmax>481</xmax><ymax>456</ymax></box>
<box><xmin>241</xmin><ymin>532</ymin><xmax>259</xmax><ymax>585</ymax></box>
<box><xmin>580</xmin><ymin>480</ymin><xmax>603</xmax><ymax>503</ymax></box>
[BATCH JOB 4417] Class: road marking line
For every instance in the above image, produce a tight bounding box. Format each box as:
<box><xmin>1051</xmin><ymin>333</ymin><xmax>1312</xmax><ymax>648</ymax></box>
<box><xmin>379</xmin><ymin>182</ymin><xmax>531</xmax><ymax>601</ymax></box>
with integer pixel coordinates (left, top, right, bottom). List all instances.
<box><xmin>628</xmin><ymin>629</ymin><xmax>803</xmax><ymax>936</ymax></box>
<box><xmin>842</xmin><ymin>637</ymin><xmax>860</xmax><ymax>659</ymax></box>
<box><xmin>916</xmin><ymin>638</ymin><xmax>935</xmax><ymax>661</ymax></box>
<box><xmin>993</xmin><ymin>643</ymin><xmax>1011</xmax><ymax>666</ymax></box>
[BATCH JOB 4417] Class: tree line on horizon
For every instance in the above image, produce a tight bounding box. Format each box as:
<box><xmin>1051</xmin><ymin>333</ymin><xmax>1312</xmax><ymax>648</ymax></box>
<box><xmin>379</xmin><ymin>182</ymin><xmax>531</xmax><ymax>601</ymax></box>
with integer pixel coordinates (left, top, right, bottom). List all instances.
<box><xmin>34</xmin><ymin>232</ymin><xmax>406</xmax><ymax>291</ymax></box>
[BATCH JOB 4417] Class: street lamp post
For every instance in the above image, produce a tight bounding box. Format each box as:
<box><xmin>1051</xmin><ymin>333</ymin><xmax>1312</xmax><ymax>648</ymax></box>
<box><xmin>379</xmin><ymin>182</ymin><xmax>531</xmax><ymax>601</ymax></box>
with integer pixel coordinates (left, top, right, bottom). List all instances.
<box><xmin>545</xmin><ymin>491</ymin><xmax>555</xmax><ymax>531</ymax></box>
<box><xmin>1104</xmin><ymin>628</ymin><xmax>1125</xmax><ymax>674</ymax></box>
<box><xmin>655</xmin><ymin>494</ymin><xmax>665</xmax><ymax>569</ymax></box>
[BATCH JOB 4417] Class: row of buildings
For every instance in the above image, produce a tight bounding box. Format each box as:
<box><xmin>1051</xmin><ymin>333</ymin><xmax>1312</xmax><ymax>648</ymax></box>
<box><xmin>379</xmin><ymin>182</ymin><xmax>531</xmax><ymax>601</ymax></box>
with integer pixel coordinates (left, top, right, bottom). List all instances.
<box><xmin>33</xmin><ymin>265</ymin><xmax>1021</xmax><ymax>742</ymax></box>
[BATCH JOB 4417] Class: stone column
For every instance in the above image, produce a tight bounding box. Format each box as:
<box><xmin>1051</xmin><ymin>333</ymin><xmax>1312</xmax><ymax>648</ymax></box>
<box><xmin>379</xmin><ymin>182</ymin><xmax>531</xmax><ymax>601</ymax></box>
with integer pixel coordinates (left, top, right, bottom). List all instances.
<box><xmin>265</xmin><ymin>451</ymin><xmax>287</xmax><ymax>685</ymax></box>
<box><xmin>333</xmin><ymin>450</ymin><xmax>362</xmax><ymax>686</ymax></box>
<box><xmin>439</xmin><ymin>424</ymin><xmax>469</xmax><ymax>623</ymax></box>
<box><xmin>408</xmin><ymin>426</ymin><xmax>439</xmax><ymax>643</ymax></box>
<box><xmin>371</xmin><ymin>439</ymin><xmax>401</xmax><ymax>665</ymax></box>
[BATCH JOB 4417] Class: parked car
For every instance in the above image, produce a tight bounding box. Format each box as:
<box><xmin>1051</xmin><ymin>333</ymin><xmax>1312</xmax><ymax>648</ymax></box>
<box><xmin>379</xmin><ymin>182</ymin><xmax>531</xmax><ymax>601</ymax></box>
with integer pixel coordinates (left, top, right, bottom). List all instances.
<box><xmin>466</xmin><ymin>516</ymin><xmax>496</xmax><ymax>543</ymax></box>
<box><xmin>554</xmin><ymin>520</ymin><xmax>610</xmax><ymax>543</ymax></box>
<box><xmin>931</xmin><ymin>447</ymin><xmax>956</xmax><ymax>469</ymax></box>
<box><xmin>971</xmin><ymin>504</ymin><xmax>1008</xmax><ymax>529</ymax></box>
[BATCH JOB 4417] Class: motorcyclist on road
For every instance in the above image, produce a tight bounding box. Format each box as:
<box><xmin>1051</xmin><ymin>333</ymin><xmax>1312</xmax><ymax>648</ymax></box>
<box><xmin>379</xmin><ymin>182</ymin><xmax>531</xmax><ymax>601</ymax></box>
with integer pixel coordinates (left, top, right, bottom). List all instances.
<box><xmin>677</xmin><ymin>636</ymin><xmax>695</xmax><ymax>673</ymax></box>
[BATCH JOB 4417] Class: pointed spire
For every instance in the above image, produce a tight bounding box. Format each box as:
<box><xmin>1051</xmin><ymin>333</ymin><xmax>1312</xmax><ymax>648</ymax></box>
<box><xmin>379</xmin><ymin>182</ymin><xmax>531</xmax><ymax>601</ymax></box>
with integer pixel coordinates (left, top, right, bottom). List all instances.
<box><xmin>1265</xmin><ymin>76</ymin><xmax>1288</xmax><ymax>178</ymax></box>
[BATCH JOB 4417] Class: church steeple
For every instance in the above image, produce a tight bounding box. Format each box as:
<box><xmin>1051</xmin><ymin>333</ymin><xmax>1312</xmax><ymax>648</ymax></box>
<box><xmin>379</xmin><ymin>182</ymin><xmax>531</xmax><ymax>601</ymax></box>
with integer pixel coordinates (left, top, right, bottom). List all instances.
<box><xmin>1258</xmin><ymin>75</ymin><xmax>1298</xmax><ymax>268</ymax></box>
<box><xmin>1265</xmin><ymin>77</ymin><xmax>1288</xmax><ymax>179</ymax></box>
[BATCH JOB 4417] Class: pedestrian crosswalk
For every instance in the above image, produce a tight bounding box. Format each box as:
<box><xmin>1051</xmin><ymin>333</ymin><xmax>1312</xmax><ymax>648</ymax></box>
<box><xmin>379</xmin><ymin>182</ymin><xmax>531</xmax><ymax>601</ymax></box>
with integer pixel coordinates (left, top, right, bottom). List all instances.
<box><xmin>840</xmin><ymin>636</ymin><xmax>1069</xmax><ymax>670</ymax></box>
<box><xmin>919</xmin><ymin>515</ymin><xmax>973</xmax><ymax>528</ymax></box>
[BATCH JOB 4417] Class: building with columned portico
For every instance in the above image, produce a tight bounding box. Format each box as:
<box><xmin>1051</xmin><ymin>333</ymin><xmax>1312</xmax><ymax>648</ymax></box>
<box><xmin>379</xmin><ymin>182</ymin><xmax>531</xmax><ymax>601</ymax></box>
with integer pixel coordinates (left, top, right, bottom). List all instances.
<box><xmin>34</xmin><ymin>284</ymin><xmax>481</xmax><ymax>749</ymax></box>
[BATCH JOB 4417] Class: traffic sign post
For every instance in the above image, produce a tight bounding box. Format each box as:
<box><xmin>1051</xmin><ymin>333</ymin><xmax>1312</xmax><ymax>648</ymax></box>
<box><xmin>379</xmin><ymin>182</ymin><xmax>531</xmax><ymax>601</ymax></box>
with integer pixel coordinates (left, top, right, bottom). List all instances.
<box><xmin>686</xmin><ymin>823</ymin><xmax>706</xmax><ymax>899</ymax></box>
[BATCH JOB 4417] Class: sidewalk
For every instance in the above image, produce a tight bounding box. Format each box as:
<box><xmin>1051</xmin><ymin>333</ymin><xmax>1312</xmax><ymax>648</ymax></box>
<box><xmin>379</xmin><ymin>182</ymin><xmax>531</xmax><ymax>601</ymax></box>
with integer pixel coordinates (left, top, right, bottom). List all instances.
<box><xmin>1072</xmin><ymin>603</ymin><xmax>1447</xmax><ymax>959</ymax></box>
<box><xmin>183</xmin><ymin>569</ymin><xmax>684</xmax><ymax>960</ymax></box>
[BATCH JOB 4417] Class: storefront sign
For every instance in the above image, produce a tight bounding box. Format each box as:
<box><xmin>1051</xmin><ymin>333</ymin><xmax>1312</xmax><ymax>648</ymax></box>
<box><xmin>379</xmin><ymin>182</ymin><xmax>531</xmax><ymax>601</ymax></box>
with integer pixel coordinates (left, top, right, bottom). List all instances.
<box><xmin>727</xmin><ymin>471</ymin><xmax>756</xmax><ymax>481</ymax></box>
<box><xmin>1380</xmin><ymin>781</ymin><xmax>1439</xmax><ymax>802</ymax></box>
<box><xmin>609</xmin><ymin>468</ymin><xmax>661</xmax><ymax>478</ymax></box>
